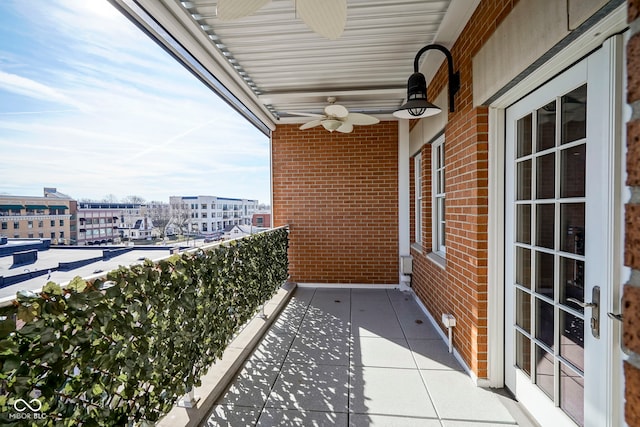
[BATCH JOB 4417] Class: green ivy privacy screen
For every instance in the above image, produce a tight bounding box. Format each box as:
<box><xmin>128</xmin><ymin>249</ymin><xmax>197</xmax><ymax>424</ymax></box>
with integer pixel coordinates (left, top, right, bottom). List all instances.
<box><xmin>0</xmin><ymin>227</ymin><xmax>288</xmax><ymax>426</ymax></box>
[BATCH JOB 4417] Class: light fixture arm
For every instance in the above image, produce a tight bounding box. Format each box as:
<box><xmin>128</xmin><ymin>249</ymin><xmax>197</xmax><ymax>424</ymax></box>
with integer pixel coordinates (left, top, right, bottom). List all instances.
<box><xmin>412</xmin><ymin>44</ymin><xmax>460</xmax><ymax>113</ymax></box>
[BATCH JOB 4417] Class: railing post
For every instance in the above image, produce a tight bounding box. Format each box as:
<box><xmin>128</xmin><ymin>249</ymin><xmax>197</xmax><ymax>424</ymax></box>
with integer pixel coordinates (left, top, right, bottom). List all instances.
<box><xmin>178</xmin><ymin>387</ymin><xmax>200</xmax><ymax>408</ymax></box>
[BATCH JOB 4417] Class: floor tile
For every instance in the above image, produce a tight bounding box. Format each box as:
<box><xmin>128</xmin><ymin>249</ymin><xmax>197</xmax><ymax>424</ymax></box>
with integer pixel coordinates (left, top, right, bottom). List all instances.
<box><xmin>408</xmin><ymin>339</ymin><xmax>463</xmax><ymax>371</ymax></box>
<box><xmin>266</xmin><ymin>362</ymin><xmax>350</xmax><ymax>413</ymax></box>
<box><xmin>351</xmin><ymin>309</ymin><xmax>404</xmax><ymax>339</ymax></box>
<box><xmin>248</xmin><ymin>330</ymin><xmax>295</xmax><ymax>365</ymax></box>
<box><xmin>349</xmin><ymin>366</ymin><xmax>437</xmax><ymax>418</ymax></box>
<box><xmin>257</xmin><ymin>409</ymin><xmax>348</xmax><ymax>426</ymax></box>
<box><xmin>286</xmin><ymin>333</ymin><xmax>351</xmax><ymax>366</ymax></box>
<box><xmin>205</xmin><ymin>405</ymin><xmax>259</xmax><ymax>427</ymax></box>
<box><xmin>299</xmin><ymin>311</ymin><xmax>351</xmax><ymax>337</ymax></box>
<box><xmin>421</xmin><ymin>370</ymin><xmax>517</xmax><ymax>424</ymax></box>
<box><xmin>349</xmin><ymin>414</ymin><xmax>442</xmax><ymax>427</ymax></box>
<box><xmin>218</xmin><ymin>360</ymin><xmax>280</xmax><ymax>408</ymax></box>
<box><xmin>351</xmin><ymin>337</ymin><xmax>415</xmax><ymax>369</ymax></box>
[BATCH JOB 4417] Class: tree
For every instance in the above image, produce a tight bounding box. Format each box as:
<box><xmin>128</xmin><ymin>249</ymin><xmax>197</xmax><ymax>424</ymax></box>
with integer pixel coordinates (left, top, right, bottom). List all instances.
<box><xmin>102</xmin><ymin>194</ymin><xmax>119</xmax><ymax>203</ymax></box>
<box><xmin>123</xmin><ymin>195</ymin><xmax>146</xmax><ymax>204</ymax></box>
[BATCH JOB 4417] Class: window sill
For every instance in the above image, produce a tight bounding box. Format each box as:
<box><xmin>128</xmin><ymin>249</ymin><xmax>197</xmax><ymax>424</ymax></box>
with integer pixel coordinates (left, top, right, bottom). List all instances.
<box><xmin>410</xmin><ymin>242</ymin><xmax>424</xmax><ymax>254</ymax></box>
<box><xmin>427</xmin><ymin>252</ymin><xmax>446</xmax><ymax>270</ymax></box>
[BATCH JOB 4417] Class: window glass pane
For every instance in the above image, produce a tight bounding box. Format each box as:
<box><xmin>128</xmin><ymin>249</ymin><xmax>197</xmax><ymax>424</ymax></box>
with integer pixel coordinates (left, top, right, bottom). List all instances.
<box><xmin>516</xmin><ymin>204</ymin><xmax>531</xmax><ymax>244</ymax></box>
<box><xmin>536</xmin><ymin>153</ymin><xmax>555</xmax><ymax>199</ymax></box>
<box><xmin>560</xmin><ymin>144</ymin><xmax>586</xmax><ymax>198</ymax></box>
<box><xmin>536</xmin><ymin>298</ymin><xmax>555</xmax><ymax>349</ymax></box>
<box><xmin>516</xmin><ymin>288</ymin><xmax>531</xmax><ymax>332</ymax></box>
<box><xmin>560</xmin><ymin>309</ymin><xmax>584</xmax><ymax>371</ymax></box>
<box><xmin>516</xmin><ymin>331</ymin><xmax>531</xmax><ymax>377</ymax></box>
<box><xmin>560</xmin><ymin>203</ymin><xmax>585</xmax><ymax>255</ymax></box>
<box><xmin>535</xmin><ymin>251</ymin><xmax>554</xmax><ymax>297</ymax></box>
<box><xmin>536</xmin><ymin>204</ymin><xmax>555</xmax><ymax>249</ymax></box>
<box><xmin>516</xmin><ymin>247</ymin><xmax>531</xmax><ymax>289</ymax></box>
<box><xmin>560</xmin><ymin>363</ymin><xmax>584</xmax><ymax>426</ymax></box>
<box><xmin>560</xmin><ymin>257</ymin><xmax>585</xmax><ymax>313</ymax></box>
<box><xmin>561</xmin><ymin>84</ymin><xmax>587</xmax><ymax>145</ymax></box>
<box><xmin>517</xmin><ymin>160</ymin><xmax>532</xmax><ymax>200</ymax></box>
<box><xmin>517</xmin><ymin>114</ymin><xmax>532</xmax><ymax>158</ymax></box>
<box><xmin>537</xmin><ymin>102</ymin><xmax>556</xmax><ymax>152</ymax></box>
<box><xmin>536</xmin><ymin>345</ymin><xmax>555</xmax><ymax>399</ymax></box>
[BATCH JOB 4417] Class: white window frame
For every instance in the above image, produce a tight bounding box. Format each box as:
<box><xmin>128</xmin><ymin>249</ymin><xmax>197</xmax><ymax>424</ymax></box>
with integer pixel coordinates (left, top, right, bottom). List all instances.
<box><xmin>432</xmin><ymin>135</ymin><xmax>446</xmax><ymax>256</ymax></box>
<box><xmin>414</xmin><ymin>153</ymin><xmax>423</xmax><ymax>245</ymax></box>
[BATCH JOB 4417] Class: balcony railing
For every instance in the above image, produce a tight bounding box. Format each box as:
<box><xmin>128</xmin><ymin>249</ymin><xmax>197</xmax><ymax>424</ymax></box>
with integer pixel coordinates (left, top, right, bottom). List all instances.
<box><xmin>0</xmin><ymin>226</ymin><xmax>288</xmax><ymax>425</ymax></box>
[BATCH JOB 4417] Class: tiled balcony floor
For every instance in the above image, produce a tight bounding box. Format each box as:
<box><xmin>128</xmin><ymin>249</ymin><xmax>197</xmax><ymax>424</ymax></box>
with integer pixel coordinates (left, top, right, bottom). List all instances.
<box><xmin>205</xmin><ymin>288</ymin><xmax>536</xmax><ymax>426</ymax></box>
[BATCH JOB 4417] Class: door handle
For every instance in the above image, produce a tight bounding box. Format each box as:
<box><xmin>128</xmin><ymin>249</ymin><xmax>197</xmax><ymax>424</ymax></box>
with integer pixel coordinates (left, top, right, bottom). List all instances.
<box><xmin>567</xmin><ymin>298</ymin><xmax>596</xmax><ymax>308</ymax></box>
<box><xmin>567</xmin><ymin>286</ymin><xmax>600</xmax><ymax>339</ymax></box>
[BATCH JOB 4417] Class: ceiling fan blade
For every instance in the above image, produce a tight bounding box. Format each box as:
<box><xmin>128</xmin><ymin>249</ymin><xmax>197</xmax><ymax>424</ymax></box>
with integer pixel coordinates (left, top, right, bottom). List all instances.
<box><xmin>336</xmin><ymin>122</ymin><xmax>353</xmax><ymax>133</ymax></box>
<box><xmin>216</xmin><ymin>0</ymin><xmax>270</xmax><ymax>20</ymax></box>
<box><xmin>299</xmin><ymin>119</ymin><xmax>323</xmax><ymax>130</ymax></box>
<box><xmin>286</xmin><ymin>111</ymin><xmax>324</xmax><ymax>118</ymax></box>
<box><xmin>296</xmin><ymin>0</ymin><xmax>347</xmax><ymax>40</ymax></box>
<box><xmin>324</xmin><ymin>103</ymin><xmax>349</xmax><ymax>118</ymax></box>
<box><xmin>344</xmin><ymin>112</ymin><xmax>380</xmax><ymax>126</ymax></box>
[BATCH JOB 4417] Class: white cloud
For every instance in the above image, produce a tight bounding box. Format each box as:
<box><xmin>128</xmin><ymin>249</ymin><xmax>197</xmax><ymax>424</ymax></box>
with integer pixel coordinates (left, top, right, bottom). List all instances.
<box><xmin>0</xmin><ymin>0</ymin><xmax>270</xmax><ymax>204</ymax></box>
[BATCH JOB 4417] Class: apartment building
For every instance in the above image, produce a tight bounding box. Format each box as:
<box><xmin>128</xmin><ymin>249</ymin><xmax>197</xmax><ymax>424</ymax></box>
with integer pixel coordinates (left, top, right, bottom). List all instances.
<box><xmin>169</xmin><ymin>196</ymin><xmax>258</xmax><ymax>234</ymax></box>
<box><xmin>75</xmin><ymin>203</ymin><xmax>122</xmax><ymax>245</ymax></box>
<box><xmin>0</xmin><ymin>195</ymin><xmax>72</xmax><ymax>244</ymax></box>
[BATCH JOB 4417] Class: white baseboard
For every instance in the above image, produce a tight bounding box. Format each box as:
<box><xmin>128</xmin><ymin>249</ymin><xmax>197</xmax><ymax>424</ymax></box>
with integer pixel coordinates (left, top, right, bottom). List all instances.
<box><xmin>296</xmin><ymin>282</ymin><xmax>400</xmax><ymax>289</ymax></box>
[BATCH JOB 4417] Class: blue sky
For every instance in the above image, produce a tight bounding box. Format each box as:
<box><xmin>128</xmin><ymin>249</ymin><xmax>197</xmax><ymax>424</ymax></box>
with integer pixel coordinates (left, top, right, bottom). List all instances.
<box><xmin>0</xmin><ymin>0</ymin><xmax>271</xmax><ymax>204</ymax></box>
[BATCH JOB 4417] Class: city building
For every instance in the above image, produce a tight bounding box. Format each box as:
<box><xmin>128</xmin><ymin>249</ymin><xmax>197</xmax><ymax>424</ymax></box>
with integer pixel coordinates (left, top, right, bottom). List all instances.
<box><xmin>76</xmin><ymin>203</ymin><xmax>122</xmax><ymax>245</ymax></box>
<box><xmin>169</xmin><ymin>196</ymin><xmax>258</xmax><ymax>234</ymax></box>
<box><xmin>251</xmin><ymin>212</ymin><xmax>271</xmax><ymax>228</ymax></box>
<box><xmin>0</xmin><ymin>192</ymin><xmax>72</xmax><ymax>245</ymax></box>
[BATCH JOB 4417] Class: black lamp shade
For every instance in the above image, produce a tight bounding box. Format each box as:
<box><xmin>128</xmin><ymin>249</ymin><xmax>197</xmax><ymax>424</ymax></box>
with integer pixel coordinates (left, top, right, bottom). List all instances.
<box><xmin>393</xmin><ymin>72</ymin><xmax>441</xmax><ymax>119</ymax></box>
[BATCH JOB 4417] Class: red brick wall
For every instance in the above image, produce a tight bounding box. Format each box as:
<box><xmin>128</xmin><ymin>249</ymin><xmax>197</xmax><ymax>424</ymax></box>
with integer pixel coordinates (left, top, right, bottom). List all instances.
<box><xmin>272</xmin><ymin>122</ymin><xmax>399</xmax><ymax>284</ymax></box>
<box><xmin>409</xmin><ymin>0</ymin><xmax>514</xmax><ymax>379</ymax></box>
<box><xmin>625</xmin><ymin>1</ymin><xmax>640</xmax><ymax>425</ymax></box>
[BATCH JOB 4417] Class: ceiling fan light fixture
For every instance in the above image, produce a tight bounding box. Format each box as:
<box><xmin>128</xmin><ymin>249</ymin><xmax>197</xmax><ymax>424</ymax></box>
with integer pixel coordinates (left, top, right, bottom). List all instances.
<box><xmin>322</xmin><ymin>119</ymin><xmax>343</xmax><ymax>132</ymax></box>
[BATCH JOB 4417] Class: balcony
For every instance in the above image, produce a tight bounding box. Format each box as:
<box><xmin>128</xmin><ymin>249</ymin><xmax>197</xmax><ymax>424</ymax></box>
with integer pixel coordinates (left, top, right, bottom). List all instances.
<box><xmin>167</xmin><ymin>287</ymin><xmax>534</xmax><ymax>427</ymax></box>
<box><xmin>0</xmin><ymin>226</ymin><xmax>534</xmax><ymax>426</ymax></box>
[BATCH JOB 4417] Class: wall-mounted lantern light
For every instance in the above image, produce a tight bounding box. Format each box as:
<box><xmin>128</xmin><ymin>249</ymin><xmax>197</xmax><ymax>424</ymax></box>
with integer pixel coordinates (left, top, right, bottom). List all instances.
<box><xmin>393</xmin><ymin>44</ymin><xmax>460</xmax><ymax>119</ymax></box>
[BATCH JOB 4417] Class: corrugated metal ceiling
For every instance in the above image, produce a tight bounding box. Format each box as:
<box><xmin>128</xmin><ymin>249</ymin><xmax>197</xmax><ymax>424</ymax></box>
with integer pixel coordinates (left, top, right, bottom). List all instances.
<box><xmin>113</xmin><ymin>0</ymin><xmax>479</xmax><ymax>130</ymax></box>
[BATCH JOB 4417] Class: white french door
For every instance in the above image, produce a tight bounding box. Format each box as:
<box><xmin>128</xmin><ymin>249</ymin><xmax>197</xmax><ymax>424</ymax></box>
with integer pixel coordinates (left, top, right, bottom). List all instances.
<box><xmin>504</xmin><ymin>39</ymin><xmax>622</xmax><ymax>427</ymax></box>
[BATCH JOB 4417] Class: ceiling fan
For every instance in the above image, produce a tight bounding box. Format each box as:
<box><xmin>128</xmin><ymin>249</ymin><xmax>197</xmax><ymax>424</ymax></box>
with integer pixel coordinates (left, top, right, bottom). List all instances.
<box><xmin>290</xmin><ymin>97</ymin><xmax>380</xmax><ymax>133</ymax></box>
<box><xmin>216</xmin><ymin>0</ymin><xmax>347</xmax><ymax>40</ymax></box>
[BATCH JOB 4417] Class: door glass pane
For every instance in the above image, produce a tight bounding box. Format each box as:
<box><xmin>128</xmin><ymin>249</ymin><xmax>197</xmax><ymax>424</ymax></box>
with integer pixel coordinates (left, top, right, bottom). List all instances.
<box><xmin>560</xmin><ymin>257</ymin><xmax>585</xmax><ymax>312</ymax></box>
<box><xmin>516</xmin><ymin>331</ymin><xmax>531</xmax><ymax>377</ymax></box>
<box><xmin>537</xmin><ymin>102</ymin><xmax>556</xmax><ymax>151</ymax></box>
<box><xmin>516</xmin><ymin>204</ymin><xmax>531</xmax><ymax>244</ymax></box>
<box><xmin>517</xmin><ymin>114</ymin><xmax>533</xmax><ymax>157</ymax></box>
<box><xmin>536</xmin><ymin>345</ymin><xmax>555</xmax><ymax>399</ymax></box>
<box><xmin>535</xmin><ymin>251</ymin><xmax>554</xmax><ymax>297</ymax></box>
<box><xmin>560</xmin><ymin>144</ymin><xmax>586</xmax><ymax>198</ymax></box>
<box><xmin>561</xmin><ymin>363</ymin><xmax>584</xmax><ymax>426</ymax></box>
<box><xmin>560</xmin><ymin>203</ymin><xmax>585</xmax><ymax>255</ymax></box>
<box><xmin>516</xmin><ymin>288</ymin><xmax>531</xmax><ymax>332</ymax></box>
<box><xmin>561</xmin><ymin>84</ymin><xmax>587</xmax><ymax>145</ymax></box>
<box><xmin>536</xmin><ymin>153</ymin><xmax>555</xmax><ymax>199</ymax></box>
<box><xmin>536</xmin><ymin>204</ymin><xmax>555</xmax><ymax>249</ymax></box>
<box><xmin>560</xmin><ymin>309</ymin><xmax>584</xmax><ymax>371</ymax></box>
<box><xmin>516</xmin><ymin>247</ymin><xmax>531</xmax><ymax>289</ymax></box>
<box><xmin>517</xmin><ymin>160</ymin><xmax>532</xmax><ymax>200</ymax></box>
<box><xmin>535</xmin><ymin>298</ymin><xmax>555</xmax><ymax>349</ymax></box>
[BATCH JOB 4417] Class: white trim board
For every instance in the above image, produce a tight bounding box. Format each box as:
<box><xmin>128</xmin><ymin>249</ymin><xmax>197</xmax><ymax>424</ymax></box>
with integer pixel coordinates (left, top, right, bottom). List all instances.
<box><xmin>295</xmin><ymin>283</ymin><xmax>400</xmax><ymax>289</ymax></box>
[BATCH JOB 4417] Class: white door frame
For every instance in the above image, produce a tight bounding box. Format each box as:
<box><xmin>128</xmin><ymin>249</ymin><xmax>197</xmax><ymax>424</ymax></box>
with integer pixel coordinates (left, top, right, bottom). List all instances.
<box><xmin>485</xmin><ymin>9</ymin><xmax>626</xmax><ymax>427</ymax></box>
